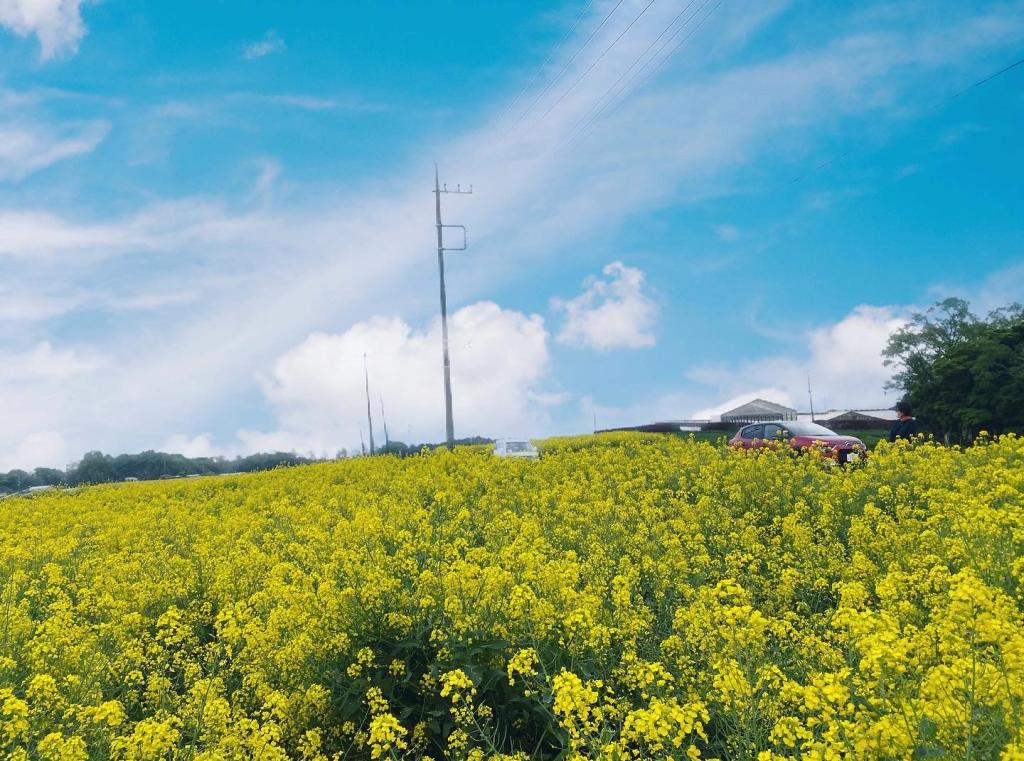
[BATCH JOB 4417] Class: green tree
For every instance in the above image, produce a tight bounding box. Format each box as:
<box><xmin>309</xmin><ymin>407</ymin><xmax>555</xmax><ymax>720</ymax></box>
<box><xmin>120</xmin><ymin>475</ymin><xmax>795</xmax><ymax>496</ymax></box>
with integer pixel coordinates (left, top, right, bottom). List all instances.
<box><xmin>33</xmin><ymin>467</ymin><xmax>65</xmax><ymax>486</ymax></box>
<box><xmin>884</xmin><ymin>298</ymin><xmax>1024</xmax><ymax>442</ymax></box>
<box><xmin>71</xmin><ymin>451</ymin><xmax>116</xmax><ymax>485</ymax></box>
<box><xmin>0</xmin><ymin>469</ymin><xmax>33</xmax><ymax>493</ymax></box>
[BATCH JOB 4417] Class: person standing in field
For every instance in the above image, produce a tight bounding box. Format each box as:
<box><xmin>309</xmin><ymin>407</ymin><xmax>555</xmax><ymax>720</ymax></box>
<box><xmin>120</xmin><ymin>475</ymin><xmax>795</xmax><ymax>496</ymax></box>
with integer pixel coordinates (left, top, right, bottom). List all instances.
<box><xmin>888</xmin><ymin>401</ymin><xmax>919</xmax><ymax>442</ymax></box>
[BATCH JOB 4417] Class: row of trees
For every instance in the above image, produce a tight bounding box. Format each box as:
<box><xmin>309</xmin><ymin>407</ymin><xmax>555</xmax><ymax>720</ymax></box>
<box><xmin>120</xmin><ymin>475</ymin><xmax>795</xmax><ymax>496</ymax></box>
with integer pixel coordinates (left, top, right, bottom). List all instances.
<box><xmin>884</xmin><ymin>298</ymin><xmax>1024</xmax><ymax>443</ymax></box>
<box><xmin>0</xmin><ymin>450</ymin><xmax>316</xmax><ymax>494</ymax></box>
<box><xmin>0</xmin><ymin>436</ymin><xmax>496</xmax><ymax>494</ymax></box>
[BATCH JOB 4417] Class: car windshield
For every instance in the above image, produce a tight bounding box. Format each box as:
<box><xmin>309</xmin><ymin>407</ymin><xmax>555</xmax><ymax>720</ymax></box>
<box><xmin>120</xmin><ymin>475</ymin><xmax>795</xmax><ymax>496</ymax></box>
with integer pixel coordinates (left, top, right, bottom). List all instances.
<box><xmin>783</xmin><ymin>422</ymin><xmax>838</xmax><ymax>437</ymax></box>
<box><xmin>505</xmin><ymin>442</ymin><xmax>533</xmax><ymax>452</ymax></box>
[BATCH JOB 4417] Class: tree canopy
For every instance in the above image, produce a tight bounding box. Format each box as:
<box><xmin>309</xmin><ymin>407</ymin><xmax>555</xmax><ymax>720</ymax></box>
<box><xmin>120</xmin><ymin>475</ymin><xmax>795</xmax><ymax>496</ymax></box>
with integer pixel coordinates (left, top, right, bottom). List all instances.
<box><xmin>0</xmin><ymin>450</ymin><xmax>317</xmax><ymax>494</ymax></box>
<box><xmin>884</xmin><ymin>298</ymin><xmax>1024</xmax><ymax>442</ymax></box>
<box><xmin>0</xmin><ymin>438</ymin><xmax>494</xmax><ymax>495</ymax></box>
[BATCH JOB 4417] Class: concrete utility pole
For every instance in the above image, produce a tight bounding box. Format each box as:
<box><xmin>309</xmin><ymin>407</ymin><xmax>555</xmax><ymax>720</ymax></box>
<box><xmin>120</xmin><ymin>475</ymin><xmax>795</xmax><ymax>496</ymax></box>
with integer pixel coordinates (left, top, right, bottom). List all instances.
<box><xmin>433</xmin><ymin>165</ymin><xmax>472</xmax><ymax>449</ymax></box>
<box><xmin>379</xmin><ymin>394</ymin><xmax>390</xmax><ymax>454</ymax></box>
<box><xmin>807</xmin><ymin>375</ymin><xmax>816</xmax><ymax>422</ymax></box>
<box><xmin>364</xmin><ymin>353</ymin><xmax>375</xmax><ymax>455</ymax></box>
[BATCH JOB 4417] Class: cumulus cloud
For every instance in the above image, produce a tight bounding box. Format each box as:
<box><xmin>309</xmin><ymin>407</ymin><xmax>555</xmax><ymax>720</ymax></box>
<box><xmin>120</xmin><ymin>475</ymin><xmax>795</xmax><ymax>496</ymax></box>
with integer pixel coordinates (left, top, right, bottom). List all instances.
<box><xmin>688</xmin><ymin>305</ymin><xmax>908</xmax><ymax>414</ymax></box>
<box><xmin>243</xmin><ymin>30</ymin><xmax>285</xmax><ymax>60</ymax></box>
<box><xmin>0</xmin><ymin>119</ymin><xmax>108</xmax><ymax>181</ymax></box>
<box><xmin>0</xmin><ymin>431</ymin><xmax>67</xmax><ymax>472</ymax></box>
<box><xmin>553</xmin><ymin>262</ymin><xmax>658</xmax><ymax>350</ymax></box>
<box><xmin>161</xmin><ymin>433</ymin><xmax>220</xmax><ymax>459</ymax></box>
<box><xmin>0</xmin><ymin>0</ymin><xmax>87</xmax><ymax>59</ymax></box>
<box><xmin>583</xmin><ymin>305</ymin><xmax>908</xmax><ymax>429</ymax></box>
<box><xmin>235</xmin><ymin>301</ymin><xmax>554</xmax><ymax>455</ymax></box>
<box><xmin>0</xmin><ymin>342</ymin><xmax>101</xmax><ymax>470</ymax></box>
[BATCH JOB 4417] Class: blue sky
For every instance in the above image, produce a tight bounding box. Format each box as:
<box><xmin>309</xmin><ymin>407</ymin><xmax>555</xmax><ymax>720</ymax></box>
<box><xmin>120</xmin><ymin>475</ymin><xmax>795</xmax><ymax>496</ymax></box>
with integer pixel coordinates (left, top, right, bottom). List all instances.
<box><xmin>1</xmin><ymin>0</ymin><xmax>1023</xmax><ymax>467</ymax></box>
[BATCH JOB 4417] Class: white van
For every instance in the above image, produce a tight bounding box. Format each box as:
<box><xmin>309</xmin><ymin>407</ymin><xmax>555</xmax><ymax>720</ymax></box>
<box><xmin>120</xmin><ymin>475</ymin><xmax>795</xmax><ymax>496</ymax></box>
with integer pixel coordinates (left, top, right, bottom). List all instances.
<box><xmin>493</xmin><ymin>439</ymin><xmax>539</xmax><ymax>459</ymax></box>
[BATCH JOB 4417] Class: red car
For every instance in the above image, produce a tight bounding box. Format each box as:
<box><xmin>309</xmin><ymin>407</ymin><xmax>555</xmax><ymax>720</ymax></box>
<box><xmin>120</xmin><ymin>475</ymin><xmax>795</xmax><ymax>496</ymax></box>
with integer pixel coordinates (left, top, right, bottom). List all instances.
<box><xmin>728</xmin><ymin>421</ymin><xmax>866</xmax><ymax>464</ymax></box>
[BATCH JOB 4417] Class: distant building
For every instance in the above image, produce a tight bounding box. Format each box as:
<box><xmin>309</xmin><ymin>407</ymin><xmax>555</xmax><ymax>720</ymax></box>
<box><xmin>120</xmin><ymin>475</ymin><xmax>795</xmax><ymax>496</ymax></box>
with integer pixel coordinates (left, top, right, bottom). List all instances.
<box><xmin>594</xmin><ymin>399</ymin><xmax>896</xmax><ymax>437</ymax></box>
<box><xmin>799</xmin><ymin>408</ymin><xmax>898</xmax><ymax>430</ymax></box>
<box><xmin>597</xmin><ymin>420</ymin><xmax>710</xmax><ymax>434</ymax></box>
<box><xmin>719</xmin><ymin>399</ymin><xmax>797</xmax><ymax>423</ymax></box>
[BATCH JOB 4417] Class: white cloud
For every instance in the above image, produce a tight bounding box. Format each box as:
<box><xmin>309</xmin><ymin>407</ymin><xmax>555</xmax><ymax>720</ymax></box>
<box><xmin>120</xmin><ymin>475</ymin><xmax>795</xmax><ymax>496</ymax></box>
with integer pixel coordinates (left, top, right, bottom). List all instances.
<box><xmin>0</xmin><ymin>341</ymin><xmax>100</xmax><ymax>383</ymax></box>
<box><xmin>236</xmin><ymin>301</ymin><xmax>553</xmax><ymax>455</ymax></box>
<box><xmin>553</xmin><ymin>262</ymin><xmax>658</xmax><ymax>350</ymax></box>
<box><xmin>0</xmin><ymin>0</ymin><xmax>86</xmax><ymax>59</ymax></box>
<box><xmin>0</xmin><ymin>197</ymin><xmax>272</xmax><ymax>259</ymax></box>
<box><xmin>161</xmin><ymin>433</ymin><xmax>220</xmax><ymax>459</ymax></box>
<box><xmin>0</xmin><ymin>342</ymin><xmax>101</xmax><ymax>470</ymax></box>
<box><xmin>0</xmin><ymin>120</ymin><xmax>108</xmax><ymax>181</ymax></box>
<box><xmin>688</xmin><ymin>305</ymin><xmax>908</xmax><ymax>414</ymax></box>
<box><xmin>927</xmin><ymin>261</ymin><xmax>1024</xmax><ymax>317</ymax></box>
<box><xmin>0</xmin><ymin>431</ymin><xmax>67</xmax><ymax>472</ymax></box>
<box><xmin>243</xmin><ymin>30</ymin><xmax>285</xmax><ymax>60</ymax></box>
<box><xmin>227</xmin><ymin>92</ymin><xmax>386</xmax><ymax>112</ymax></box>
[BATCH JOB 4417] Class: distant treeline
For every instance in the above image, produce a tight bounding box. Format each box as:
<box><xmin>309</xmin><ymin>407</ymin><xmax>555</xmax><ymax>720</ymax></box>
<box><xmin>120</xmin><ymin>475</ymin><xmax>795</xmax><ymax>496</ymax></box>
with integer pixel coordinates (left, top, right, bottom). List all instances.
<box><xmin>0</xmin><ymin>436</ymin><xmax>495</xmax><ymax>494</ymax></box>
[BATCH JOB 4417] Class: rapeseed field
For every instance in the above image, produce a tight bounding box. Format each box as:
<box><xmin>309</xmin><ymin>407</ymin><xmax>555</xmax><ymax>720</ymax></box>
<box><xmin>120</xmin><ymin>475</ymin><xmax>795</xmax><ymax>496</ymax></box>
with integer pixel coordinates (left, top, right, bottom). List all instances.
<box><xmin>1</xmin><ymin>433</ymin><xmax>1023</xmax><ymax>760</ymax></box>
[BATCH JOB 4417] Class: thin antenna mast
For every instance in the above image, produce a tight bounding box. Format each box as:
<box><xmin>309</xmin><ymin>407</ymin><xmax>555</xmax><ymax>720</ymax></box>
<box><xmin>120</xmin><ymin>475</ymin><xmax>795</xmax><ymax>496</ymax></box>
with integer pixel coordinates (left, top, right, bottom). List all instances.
<box><xmin>434</xmin><ymin>165</ymin><xmax>472</xmax><ymax>449</ymax></box>
<box><xmin>363</xmin><ymin>353</ymin><xmax>375</xmax><ymax>455</ymax></box>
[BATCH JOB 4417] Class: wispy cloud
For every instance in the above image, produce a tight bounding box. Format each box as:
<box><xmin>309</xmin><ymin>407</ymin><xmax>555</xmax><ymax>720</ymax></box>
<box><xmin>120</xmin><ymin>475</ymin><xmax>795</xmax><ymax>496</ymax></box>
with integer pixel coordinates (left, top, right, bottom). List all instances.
<box><xmin>243</xmin><ymin>29</ymin><xmax>285</xmax><ymax>60</ymax></box>
<box><xmin>226</xmin><ymin>91</ymin><xmax>388</xmax><ymax>112</ymax></box>
<box><xmin>713</xmin><ymin>223</ymin><xmax>740</xmax><ymax>242</ymax></box>
<box><xmin>0</xmin><ymin>119</ymin><xmax>109</xmax><ymax>181</ymax></box>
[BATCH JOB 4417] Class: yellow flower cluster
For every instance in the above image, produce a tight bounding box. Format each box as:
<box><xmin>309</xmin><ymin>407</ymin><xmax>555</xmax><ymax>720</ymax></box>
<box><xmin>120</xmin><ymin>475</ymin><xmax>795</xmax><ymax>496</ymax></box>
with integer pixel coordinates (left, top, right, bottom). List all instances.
<box><xmin>1</xmin><ymin>432</ymin><xmax>1023</xmax><ymax>759</ymax></box>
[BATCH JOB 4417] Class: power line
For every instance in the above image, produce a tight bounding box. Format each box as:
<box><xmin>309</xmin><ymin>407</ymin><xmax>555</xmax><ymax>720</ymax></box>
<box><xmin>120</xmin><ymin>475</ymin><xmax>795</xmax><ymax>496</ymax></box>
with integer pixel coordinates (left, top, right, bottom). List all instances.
<box><xmin>952</xmin><ymin>54</ymin><xmax>1024</xmax><ymax>98</ymax></box>
<box><xmin>568</xmin><ymin>0</ymin><xmax>722</xmax><ymax>142</ymax></box>
<box><xmin>787</xmin><ymin>51</ymin><xmax>1024</xmax><ymax>185</ymax></box>
<box><xmin>514</xmin><ymin>0</ymin><xmax>627</xmax><ymax>126</ymax></box>
<box><xmin>502</xmin><ymin>0</ymin><xmax>596</xmax><ymax>123</ymax></box>
<box><xmin>564</xmin><ymin>0</ymin><xmax>708</xmax><ymax>141</ymax></box>
<box><xmin>539</xmin><ymin>0</ymin><xmax>660</xmax><ymax>121</ymax></box>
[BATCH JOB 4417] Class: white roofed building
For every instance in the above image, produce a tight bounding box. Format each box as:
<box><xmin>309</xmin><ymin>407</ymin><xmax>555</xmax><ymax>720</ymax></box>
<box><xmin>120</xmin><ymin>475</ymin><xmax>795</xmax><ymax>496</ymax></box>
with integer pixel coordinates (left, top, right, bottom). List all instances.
<box><xmin>719</xmin><ymin>399</ymin><xmax>797</xmax><ymax>423</ymax></box>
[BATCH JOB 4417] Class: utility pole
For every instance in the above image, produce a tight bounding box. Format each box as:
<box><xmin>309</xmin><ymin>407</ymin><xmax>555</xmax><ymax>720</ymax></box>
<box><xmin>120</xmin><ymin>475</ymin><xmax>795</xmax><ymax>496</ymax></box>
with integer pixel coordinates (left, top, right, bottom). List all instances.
<box><xmin>379</xmin><ymin>394</ymin><xmax>390</xmax><ymax>454</ymax></box>
<box><xmin>364</xmin><ymin>353</ymin><xmax>375</xmax><ymax>455</ymax></box>
<box><xmin>807</xmin><ymin>375</ymin><xmax>816</xmax><ymax>422</ymax></box>
<box><xmin>434</xmin><ymin>165</ymin><xmax>472</xmax><ymax>449</ymax></box>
